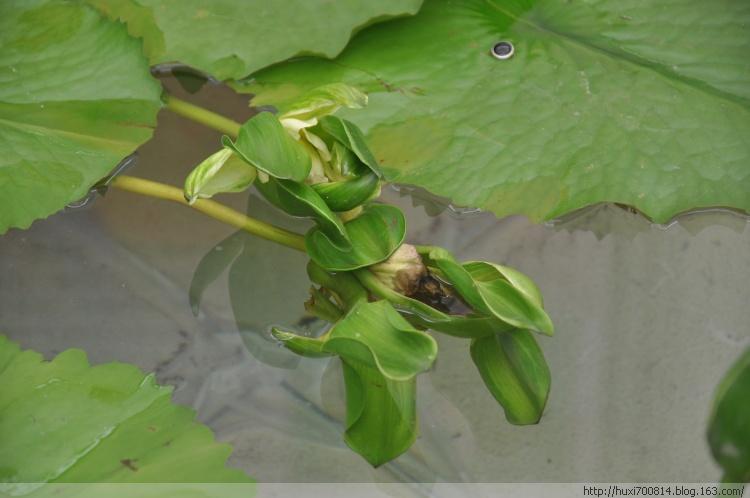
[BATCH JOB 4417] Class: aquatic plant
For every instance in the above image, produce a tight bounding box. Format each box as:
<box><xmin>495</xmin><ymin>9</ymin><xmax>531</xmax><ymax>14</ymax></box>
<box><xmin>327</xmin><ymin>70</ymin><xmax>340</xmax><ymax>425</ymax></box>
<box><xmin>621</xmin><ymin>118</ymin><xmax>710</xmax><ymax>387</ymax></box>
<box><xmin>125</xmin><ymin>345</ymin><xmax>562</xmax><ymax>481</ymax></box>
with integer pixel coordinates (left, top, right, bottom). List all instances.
<box><xmin>1</xmin><ymin>0</ymin><xmax>747</xmax><ymax>481</ymax></box>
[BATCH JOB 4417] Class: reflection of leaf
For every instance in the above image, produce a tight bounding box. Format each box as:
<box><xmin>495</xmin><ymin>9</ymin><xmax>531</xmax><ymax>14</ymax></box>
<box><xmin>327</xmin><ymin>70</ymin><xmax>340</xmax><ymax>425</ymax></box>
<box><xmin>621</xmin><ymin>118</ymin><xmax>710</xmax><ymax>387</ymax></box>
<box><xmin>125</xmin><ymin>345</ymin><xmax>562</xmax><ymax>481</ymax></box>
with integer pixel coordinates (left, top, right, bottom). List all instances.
<box><xmin>470</xmin><ymin>329</ymin><xmax>550</xmax><ymax>425</ymax></box>
<box><xmin>244</xmin><ymin>0</ymin><xmax>750</xmax><ymax>223</ymax></box>
<box><xmin>190</xmin><ymin>195</ymin><xmax>316</xmax><ymax>368</ymax></box>
<box><xmin>0</xmin><ymin>0</ymin><xmax>161</xmax><ymax>234</ymax></box>
<box><xmin>189</xmin><ymin>230</ymin><xmax>245</xmax><ymax>315</ymax></box>
<box><xmin>0</xmin><ymin>336</ymin><xmax>252</xmax><ymax>492</ymax></box>
<box><xmin>88</xmin><ymin>0</ymin><xmax>424</xmax><ymax>81</ymax></box>
<box><xmin>708</xmin><ymin>347</ymin><xmax>750</xmax><ymax>483</ymax></box>
<box><xmin>306</xmin><ymin>204</ymin><xmax>405</xmax><ymax>271</ymax></box>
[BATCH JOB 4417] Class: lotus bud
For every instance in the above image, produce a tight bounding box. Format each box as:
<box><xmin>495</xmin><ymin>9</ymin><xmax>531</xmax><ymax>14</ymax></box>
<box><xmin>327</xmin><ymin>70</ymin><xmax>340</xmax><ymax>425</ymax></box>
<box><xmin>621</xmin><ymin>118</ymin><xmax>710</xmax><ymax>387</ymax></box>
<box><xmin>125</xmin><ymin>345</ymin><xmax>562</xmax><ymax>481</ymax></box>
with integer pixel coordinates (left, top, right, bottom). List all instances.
<box><xmin>370</xmin><ymin>244</ymin><xmax>427</xmax><ymax>296</ymax></box>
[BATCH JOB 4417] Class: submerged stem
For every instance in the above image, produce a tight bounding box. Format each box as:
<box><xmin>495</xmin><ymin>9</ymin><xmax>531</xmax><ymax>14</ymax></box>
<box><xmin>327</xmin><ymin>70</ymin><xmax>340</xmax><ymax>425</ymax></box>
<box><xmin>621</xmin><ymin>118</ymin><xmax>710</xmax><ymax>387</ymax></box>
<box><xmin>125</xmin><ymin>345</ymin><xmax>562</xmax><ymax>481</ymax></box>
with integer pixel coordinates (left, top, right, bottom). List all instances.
<box><xmin>163</xmin><ymin>94</ymin><xmax>242</xmax><ymax>137</ymax></box>
<box><xmin>110</xmin><ymin>175</ymin><xmax>306</xmax><ymax>252</ymax></box>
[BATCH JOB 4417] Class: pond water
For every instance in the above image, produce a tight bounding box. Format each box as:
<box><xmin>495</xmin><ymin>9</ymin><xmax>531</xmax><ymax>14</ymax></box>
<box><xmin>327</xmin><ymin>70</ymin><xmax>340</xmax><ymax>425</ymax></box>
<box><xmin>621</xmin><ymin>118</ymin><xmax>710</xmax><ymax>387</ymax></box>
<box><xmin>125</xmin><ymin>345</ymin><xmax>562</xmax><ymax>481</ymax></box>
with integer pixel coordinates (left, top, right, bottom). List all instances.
<box><xmin>1</xmin><ymin>77</ymin><xmax>749</xmax><ymax>486</ymax></box>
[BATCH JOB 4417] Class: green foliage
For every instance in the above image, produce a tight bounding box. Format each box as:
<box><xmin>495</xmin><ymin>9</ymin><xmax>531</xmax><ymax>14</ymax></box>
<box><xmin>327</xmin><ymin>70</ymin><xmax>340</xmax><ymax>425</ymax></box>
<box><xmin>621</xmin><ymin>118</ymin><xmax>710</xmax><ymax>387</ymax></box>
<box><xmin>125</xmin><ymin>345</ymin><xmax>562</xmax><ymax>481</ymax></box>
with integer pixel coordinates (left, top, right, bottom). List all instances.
<box><xmin>180</xmin><ymin>86</ymin><xmax>553</xmax><ymax>464</ymax></box>
<box><xmin>341</xmin><ymin>360</ymin><xmax>417</xmax><ymax>468</ymax></box>
<box><xmin>0</xmin><ymin>0</ymin><xmax>161</xmax><ymax>233</ymax></box>
<box><xmin>274</xmin><ymin>300</ymin><xmax>437</xmax><ymax>381</ymax></box>
<box><xmin>278</xmin><ymin>83</ymin><xmax>368</xmax><ymax>121</ymax></box>
<box><xmin>222</xmin><ymin>112</ymin><xmax>311</xmax><ymax>182</ymax></box>
<box><xmin>243</xmin><ymin>0</ymin><xmax>750</xmax><ymax>223</ymax></box>
<box><xmin>184</xmin><ymin>148</ymin><xmax>256</xmax><ymax>204</ymax></box>
<box><xmin>274</xmin><ymin>300</ymin><xmax>436</xmax><ymax>466</ymax></box>
<box><xmin>471</xmin><ymin>330</ymin><xmax>550</xmax><ymax>425</ymax></box>
<box><xmin>708</xmin><ymin>347</ymin><xmax>750</xmax><ymax>483</ymax></box>
<box><xmin>256</xmin><ymin>178</ymin><xmax>350</xmax><ymax>248</ymax></box>
<box><xmin>87</xmin><ymin>0</ymin><xmax>424</xmax><ymax>81</ymax></box>
<box><xmin>316</xmin><ymin>116</ymin><xmax>382</xmax><ymax>177</ymax></box>
<box><xmin>0</xmin><ymin>336</ymin><xmax>252</xmax><ymax>493</ymax></box>
<box><xmin>305</xmin><ymin>204</ymin><xmax>406</xmax><ymax>271</ymax></box>
<box><xmin>419</xmin><ymin>247</ymin><xmax>553</xmax><ymax>336</ymax></box>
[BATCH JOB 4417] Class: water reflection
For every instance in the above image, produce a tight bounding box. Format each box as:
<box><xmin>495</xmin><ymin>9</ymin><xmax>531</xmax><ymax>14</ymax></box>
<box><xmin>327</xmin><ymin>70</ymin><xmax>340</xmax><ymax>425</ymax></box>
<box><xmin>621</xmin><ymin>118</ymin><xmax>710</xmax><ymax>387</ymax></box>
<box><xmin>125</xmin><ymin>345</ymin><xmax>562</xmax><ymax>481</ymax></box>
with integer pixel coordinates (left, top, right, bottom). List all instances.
<box><xmin>190</xmin><ymin>193</ymin><xmax>322</xmax><ymax>368</ymax></box>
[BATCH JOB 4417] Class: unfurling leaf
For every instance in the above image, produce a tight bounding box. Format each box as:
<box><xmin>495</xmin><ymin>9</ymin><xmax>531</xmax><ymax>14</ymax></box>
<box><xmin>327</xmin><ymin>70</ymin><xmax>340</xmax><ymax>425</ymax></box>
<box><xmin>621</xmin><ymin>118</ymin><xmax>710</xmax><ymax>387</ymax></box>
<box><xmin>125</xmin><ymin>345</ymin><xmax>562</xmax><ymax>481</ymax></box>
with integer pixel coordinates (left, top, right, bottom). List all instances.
<box><xmin>463</xmin><ymin>261</ymin><xmax>553</xmax><ymax>336</ymax></box>
<box><xmin>222</xmin><ymin>112</ymin><xmax>311</xmax><ymax>182</ymax></box>
<box><xmin>274</xmin><ymin>300</ymin><xmax>437</xmax><ymax>381</ymax></box>
<box><xmin>353</xmin><ymin>267</ymin><xmax>511</xmax><ymax>339</ymax></box>
<box><xmin>279</xmin><ymin>83</ymin><xmax>368</xmax><ymax>121</ymax></box>
<box><xmin>419</xmin><ymin>247</ymin><xmax>554</xmax><ymax>336</ymax></box>
<box><xmin>470</xmin><ymin>329</ymin><xmax>550</xmax><ymax>425</ymax></box>
<box><xmin>707</xmin><ymin>347</ymin><xmax>750</xmax><ymax>483</ymax></box>
<box><xmin>272</xmin><ymin>300</ymin><xmax>435</xmax><ymax>466</ymax></box>
<box><xmin>311</xmin><ymin>169</ymin><xmax>380</xmax><ymax>212</ymax></box>
<box><xmin>184</xmin><ymin>148</ymin><xmax>256</xmax><ymax>203</ymax></box>
<box><xmin>341</xmin><ymin>359</ymin><xmax>417</xmax><ymax>467</ymax></box>
<box><xmin>317</xmin><ymin>116</ymin><xmax>382</xmax><ymax>177</ymax></box>
<box><xmin>255</xmin><ymin>177</ymin><xmax>350</xmax><ymax>249</ymax></box>
<box><xmin>306</xmin><ymin>204</ymin><xmax>405</xmax><ymax>271</ymax></box>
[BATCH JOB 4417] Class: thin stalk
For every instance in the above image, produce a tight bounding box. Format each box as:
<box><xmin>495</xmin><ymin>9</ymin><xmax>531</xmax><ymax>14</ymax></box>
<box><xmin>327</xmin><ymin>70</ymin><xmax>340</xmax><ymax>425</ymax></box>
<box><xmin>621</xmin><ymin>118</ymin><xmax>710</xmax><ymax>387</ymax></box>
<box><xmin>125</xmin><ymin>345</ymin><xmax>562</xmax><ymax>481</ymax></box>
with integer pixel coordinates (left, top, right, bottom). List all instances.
<box><xmin>110</xmin><ymin>175</ymin><xmax>306</xmax><ymax>252</ymax></box>
<box><xmin>164</xmin><ymin>94</ymin><xmax>242</xmax><ymax>137</ymax></box>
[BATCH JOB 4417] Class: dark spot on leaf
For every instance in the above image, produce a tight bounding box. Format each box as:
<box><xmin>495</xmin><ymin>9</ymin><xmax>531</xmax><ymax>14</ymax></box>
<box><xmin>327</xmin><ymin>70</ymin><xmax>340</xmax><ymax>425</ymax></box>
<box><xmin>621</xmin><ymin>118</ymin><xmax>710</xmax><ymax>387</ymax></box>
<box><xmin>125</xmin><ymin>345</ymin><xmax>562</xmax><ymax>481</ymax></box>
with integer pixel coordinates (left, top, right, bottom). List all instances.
<box><xmin>147</xmin><ymin>426</ymin><xmax>157</xmax><ymax>432</ymax></box>
<box><xmin>163</xmin><ymin>440</ymin><xmax>172</xmax><ymax>447</ymax></box>
<box><xmin>120</xmin><ymin>459</ymin><xmax>138</xmax><ymax>472</ymax></box>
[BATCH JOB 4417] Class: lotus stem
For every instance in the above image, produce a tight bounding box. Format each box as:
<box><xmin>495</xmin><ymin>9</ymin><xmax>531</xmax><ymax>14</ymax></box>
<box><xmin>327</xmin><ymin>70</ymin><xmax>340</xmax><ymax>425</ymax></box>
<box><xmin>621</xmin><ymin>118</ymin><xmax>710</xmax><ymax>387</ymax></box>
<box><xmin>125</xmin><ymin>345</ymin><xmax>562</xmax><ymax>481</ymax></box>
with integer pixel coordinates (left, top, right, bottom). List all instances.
<box><xmin>110</xmin><ymin>175</ymin><xmax>306</xmax><ymax>251</ymax></box>
<box><xmin>164</xmin><ymin>94</ymin><xmax>242</xmax><ymax>137</ymax></box>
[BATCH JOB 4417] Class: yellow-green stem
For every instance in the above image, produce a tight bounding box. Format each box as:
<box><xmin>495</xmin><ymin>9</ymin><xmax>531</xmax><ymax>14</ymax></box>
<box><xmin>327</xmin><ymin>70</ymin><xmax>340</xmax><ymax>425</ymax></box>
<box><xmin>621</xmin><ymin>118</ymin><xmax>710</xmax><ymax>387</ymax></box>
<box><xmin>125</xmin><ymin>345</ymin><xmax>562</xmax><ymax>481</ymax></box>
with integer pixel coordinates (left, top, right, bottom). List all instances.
<box><xmin>110</xmin><ymin>175</ymin><xmax>306</xmax><ymax>252</ymax></box>
<box><xmin>164</xmin><ymin>94</ymin><xmax>242</xmax><ymax>137</ymax></box>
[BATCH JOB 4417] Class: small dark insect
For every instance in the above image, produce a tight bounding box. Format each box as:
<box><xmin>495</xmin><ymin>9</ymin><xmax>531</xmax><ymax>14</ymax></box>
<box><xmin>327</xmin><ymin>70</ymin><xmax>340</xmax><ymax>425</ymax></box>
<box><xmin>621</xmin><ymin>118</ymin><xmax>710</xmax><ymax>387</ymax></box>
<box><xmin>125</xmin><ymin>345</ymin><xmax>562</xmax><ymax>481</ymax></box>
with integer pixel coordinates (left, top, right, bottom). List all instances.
<box><xmin>411</xmin><ymin>274</ymin><xmax>453</xmax><ymax>312</ymax></box>
<box><xmin>120</xmin><ymin>458</ymin><xmax>138</xmax><ymax>472</ymax></box>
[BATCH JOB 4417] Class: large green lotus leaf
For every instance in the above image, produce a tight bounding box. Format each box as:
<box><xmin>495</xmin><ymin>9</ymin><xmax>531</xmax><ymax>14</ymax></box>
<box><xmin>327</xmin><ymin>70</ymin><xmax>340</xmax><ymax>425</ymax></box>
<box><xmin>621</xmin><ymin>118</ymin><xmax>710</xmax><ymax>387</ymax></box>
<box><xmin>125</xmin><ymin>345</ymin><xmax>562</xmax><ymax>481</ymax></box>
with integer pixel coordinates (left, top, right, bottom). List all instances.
<box><xmin>0</xmin><ymin>0</ymin><xmax>161</xmax><ymax>234</ymax></box>
<box><xmin>242</xmin><ymin>0</ymin><xmax>750</xmax><ymax>223</ymax></box>
<box><xmin>707</xmin><ymin>347</ymin><xmax>750</xmax><ymax>483</ymax></box>
<box><xmin>305</xmin><ymin>204</ymin><xmax>405</xmax><ymax>271</ymax></box>
<box><xmin>470</xmin><ymin>329</ymin><xmax>550</xmax><ymax>425</ymax></box>
<box><xmin>87</xmin><ymin>0</ymin><xmax>424</xmax><ymax>81</ymax></box>
<box><xmin>0</xmin><ymin>336</ymin><xmax>251</xmax><ymax>492</ymax></box>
